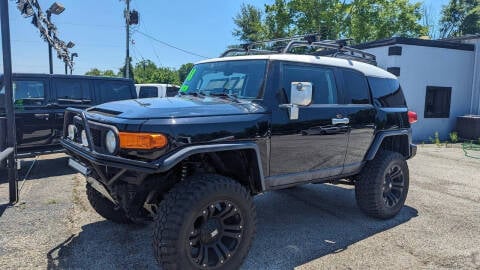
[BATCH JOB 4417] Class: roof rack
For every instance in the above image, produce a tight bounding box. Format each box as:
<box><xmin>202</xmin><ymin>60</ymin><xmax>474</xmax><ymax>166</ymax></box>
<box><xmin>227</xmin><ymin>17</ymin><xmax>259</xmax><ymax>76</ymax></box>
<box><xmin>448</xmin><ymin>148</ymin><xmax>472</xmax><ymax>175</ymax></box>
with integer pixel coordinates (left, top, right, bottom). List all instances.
<box><xmin>221</xmin><ymin>34</ymin><xmax>377</xmax><ymax>65</ymax></box>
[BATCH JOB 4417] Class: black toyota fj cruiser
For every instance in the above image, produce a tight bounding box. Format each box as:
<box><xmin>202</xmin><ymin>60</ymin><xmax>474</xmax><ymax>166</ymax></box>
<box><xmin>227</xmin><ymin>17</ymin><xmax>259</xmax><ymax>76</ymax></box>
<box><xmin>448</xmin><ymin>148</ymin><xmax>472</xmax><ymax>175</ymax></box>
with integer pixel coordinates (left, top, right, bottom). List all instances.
<box><xmin>61</xmin><ymin>37</ymin><xmax>417</xmax><ymax>270</ymax></box>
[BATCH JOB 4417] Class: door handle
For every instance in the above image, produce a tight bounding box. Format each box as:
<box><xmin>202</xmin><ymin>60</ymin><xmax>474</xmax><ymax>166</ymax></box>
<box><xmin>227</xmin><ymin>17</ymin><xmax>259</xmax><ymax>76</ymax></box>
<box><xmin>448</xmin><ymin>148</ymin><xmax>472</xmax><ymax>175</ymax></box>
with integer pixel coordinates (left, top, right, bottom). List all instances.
<box><xmin>34</xmin><ymin>113</ymin><xmax>50</xmax><ymax>120</ymax></box>
<box><xmin>332</xmin><ymin>118</ymin><xmax>349</xmax><ymax>125</ymax></box>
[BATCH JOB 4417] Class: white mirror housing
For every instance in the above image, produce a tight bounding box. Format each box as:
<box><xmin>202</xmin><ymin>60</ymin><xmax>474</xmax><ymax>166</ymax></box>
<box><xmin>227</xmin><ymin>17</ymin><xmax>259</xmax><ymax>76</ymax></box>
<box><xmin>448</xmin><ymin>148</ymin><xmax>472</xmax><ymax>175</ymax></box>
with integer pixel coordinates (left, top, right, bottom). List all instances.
<box><xmin>290</xmin><ymin>82</ymin><xmax>312</xmax><ymax>106</ymax></box>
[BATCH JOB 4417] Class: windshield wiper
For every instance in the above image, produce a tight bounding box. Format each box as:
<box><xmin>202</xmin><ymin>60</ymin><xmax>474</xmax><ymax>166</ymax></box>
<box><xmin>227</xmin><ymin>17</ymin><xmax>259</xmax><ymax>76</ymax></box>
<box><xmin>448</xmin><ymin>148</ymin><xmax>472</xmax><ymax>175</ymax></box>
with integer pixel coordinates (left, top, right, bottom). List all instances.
<box><xmin>209</xmin><ymin>92</ymin><xmax>240</xmax><ymax>103</ymax></box>
<box><xmin>179</xmin><ymin>91</ymin><xmax>206</xmax><ymax>97</ymax></box>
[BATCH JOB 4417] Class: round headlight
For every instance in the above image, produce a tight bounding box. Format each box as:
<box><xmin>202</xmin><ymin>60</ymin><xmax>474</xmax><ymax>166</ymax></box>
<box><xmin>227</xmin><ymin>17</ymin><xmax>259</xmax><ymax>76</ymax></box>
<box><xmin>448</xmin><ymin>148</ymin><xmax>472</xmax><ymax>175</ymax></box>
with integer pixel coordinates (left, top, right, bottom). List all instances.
<box><xmin>81</xmin><ymin>130</ymin><xmax>89</xmax><ymax>147</ymax></box>
<box><xmin>67</xmin><ymin>124</ymin><xmax>77</xmax><ymax>140</ymax></box>
<box><xmin>105</xmin><ymin>130</ymin><xmax>117</xmax><ymax>154</ymax></box>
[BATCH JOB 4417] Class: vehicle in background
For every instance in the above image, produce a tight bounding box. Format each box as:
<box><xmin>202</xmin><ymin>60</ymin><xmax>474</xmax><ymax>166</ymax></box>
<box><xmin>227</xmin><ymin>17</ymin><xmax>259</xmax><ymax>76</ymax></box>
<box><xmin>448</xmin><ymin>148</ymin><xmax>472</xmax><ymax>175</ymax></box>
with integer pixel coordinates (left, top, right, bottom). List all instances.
<box><xmin>135</xmin><ymin>83</ymin><xmax>180</xmax><ymax>98</ymax></box>
<box><xmin>0</xmin><ymin>73</ymin><xmax>136</xmax><ymax>153</ymax></box>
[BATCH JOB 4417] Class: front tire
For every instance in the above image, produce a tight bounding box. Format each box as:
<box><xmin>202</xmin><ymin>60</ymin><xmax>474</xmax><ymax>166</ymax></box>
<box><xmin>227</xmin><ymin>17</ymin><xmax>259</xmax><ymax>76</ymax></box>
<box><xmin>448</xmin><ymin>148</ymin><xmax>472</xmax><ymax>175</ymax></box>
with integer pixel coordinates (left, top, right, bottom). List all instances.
<box><xmin>355</xmin><ymin>151</ymin><xmax>409</xmax><ymax>219</ymax></box>
<box><xmin>153</xmin><ymin>174</ymin><xmax>256</xmax><ymax>270</ymax></box>
<box><xmin>86</xmin><ymin>184</ymin><xmax>132</xmax><ymax>224</ymax></box>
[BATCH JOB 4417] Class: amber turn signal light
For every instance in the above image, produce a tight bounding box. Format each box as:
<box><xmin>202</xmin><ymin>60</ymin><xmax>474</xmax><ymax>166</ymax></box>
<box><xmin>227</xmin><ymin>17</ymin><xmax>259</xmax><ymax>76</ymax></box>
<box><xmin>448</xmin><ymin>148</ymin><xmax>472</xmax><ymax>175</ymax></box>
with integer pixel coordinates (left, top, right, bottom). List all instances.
<box><xmin>118</xmin><ymin>132</ymin><xmax>167</xmax><ymax>150</ymax></box>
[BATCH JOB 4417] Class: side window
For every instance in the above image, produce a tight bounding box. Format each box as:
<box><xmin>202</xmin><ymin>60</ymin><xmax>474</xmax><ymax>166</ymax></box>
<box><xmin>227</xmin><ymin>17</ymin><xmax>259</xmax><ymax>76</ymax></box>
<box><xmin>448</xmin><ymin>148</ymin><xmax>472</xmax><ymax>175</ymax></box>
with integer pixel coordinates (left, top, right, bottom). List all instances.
<box><xmin>139</xmin><ymin>86</ymin><xmax>158</xmax><ymax>98</ymax></box>
<box><xmin>283</xmin><ymin>64</ymin><xmax>338</xmax><ymax>104</ymax></box>
<box><xmin>97</xmin><ymin>81</ymin><xmax>134</xmax><ymax>103</ymax></box>
<box><xmin>367</xmin><ymin>77</ymin><xmax>406</xmax><ymax>107</ymax></box>
<box><xmin>166</xmin><ymin>86</ymin><xmax>179</xmax><ymax>97</ymax></box>
<box><xmin>55</xmin><ymin>79</ymin><xmax>91</xmax><ymax>105</ymax></box>
<box><xmin>424</xmin><ymin>86</ymin><xmax>451</xmax><ymax>118</ymax></box>
<box><xmin>12</xmin><ymin>80</ymin><xmax>45</xmax><ymax>106</ymax></box>
<box><xmin>341</xmin><ymin>69</ymin><xmax>370</xmax><ymax>104</ymax></box>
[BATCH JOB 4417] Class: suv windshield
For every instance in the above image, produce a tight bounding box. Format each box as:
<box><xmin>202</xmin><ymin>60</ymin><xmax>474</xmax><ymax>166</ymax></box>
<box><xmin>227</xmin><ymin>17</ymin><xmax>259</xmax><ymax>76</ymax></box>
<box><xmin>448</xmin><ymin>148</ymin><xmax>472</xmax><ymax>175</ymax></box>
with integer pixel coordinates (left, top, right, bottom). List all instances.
<box><xmin>180</xmin><ymin>60</ymin><xmax>267</xmax><ymax>99</ymax></box>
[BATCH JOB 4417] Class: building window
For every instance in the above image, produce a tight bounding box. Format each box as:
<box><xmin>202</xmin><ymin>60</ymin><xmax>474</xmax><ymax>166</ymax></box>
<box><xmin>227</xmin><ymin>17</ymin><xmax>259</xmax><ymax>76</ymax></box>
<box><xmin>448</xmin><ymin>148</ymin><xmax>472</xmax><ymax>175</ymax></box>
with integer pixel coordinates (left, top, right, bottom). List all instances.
<box><xmin>388</xmin><ymin>46</ymin><xmax>402</xmax><ymax>56</ymax></box>
<box><xmin>424</xmin><ymin>86</ymin><xmax>452</xmax><ymax>118</ymax></box>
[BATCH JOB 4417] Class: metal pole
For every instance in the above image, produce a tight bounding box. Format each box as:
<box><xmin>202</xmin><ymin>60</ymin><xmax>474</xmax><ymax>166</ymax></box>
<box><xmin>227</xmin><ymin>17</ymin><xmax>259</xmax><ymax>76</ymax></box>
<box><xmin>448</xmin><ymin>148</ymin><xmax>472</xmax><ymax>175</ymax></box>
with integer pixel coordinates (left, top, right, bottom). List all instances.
<box><xmin>47</xmin><ymin>12</ymin><xmax>53</xmax><ymax>74</ymax></box>
<box><xmin>1</xmin><ymin>0</ymin><xmax>18</xmax><ymax>204</ymax></box>
<box><xmin>124</xmin><ymin>0</ymin><xmax>130</xmax><ymax>78</ymax></box>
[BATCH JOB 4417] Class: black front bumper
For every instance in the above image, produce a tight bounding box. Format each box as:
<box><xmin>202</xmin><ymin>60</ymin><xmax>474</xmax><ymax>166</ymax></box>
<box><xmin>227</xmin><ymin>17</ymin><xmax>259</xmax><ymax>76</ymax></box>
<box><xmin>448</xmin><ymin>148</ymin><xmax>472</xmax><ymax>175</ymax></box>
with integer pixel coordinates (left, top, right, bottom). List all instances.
<box><xmin>62</xmin><ymin>139</ymin><xmax>161</xmax><ymax>173</ymax></box>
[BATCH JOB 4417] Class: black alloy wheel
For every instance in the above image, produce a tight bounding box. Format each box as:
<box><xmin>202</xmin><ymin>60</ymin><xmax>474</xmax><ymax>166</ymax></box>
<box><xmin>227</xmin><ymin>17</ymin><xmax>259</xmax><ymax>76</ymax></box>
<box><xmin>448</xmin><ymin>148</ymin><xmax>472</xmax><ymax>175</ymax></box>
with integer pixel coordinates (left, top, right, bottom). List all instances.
<box><xmin>187</xmin><ymin>200</ymin><xmax>244</xmax><ymax>268</ymax></box>
<box><xmin>382</xmin><ymin>164</ymin><xmax>405</xmax><ymax>208</ymax></box>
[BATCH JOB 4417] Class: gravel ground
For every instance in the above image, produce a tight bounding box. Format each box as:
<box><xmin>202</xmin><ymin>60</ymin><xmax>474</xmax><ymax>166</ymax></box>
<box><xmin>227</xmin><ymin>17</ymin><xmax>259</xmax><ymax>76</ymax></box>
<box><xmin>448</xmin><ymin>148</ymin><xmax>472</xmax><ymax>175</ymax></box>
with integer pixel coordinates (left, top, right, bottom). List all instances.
<box><xmin>0</xmin><ymin>145</ymin><xmax>479</xmax><ymax>270</ymax></box>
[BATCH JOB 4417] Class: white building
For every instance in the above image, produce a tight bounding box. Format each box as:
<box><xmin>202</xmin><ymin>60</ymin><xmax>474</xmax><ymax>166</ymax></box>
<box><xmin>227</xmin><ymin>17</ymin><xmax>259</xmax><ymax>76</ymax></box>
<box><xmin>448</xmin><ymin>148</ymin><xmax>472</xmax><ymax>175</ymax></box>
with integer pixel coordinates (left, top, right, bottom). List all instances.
<box><xmin>358</xmin><ymin>35</ymin><xmax>480</xmax><ymax>141</ymax></box>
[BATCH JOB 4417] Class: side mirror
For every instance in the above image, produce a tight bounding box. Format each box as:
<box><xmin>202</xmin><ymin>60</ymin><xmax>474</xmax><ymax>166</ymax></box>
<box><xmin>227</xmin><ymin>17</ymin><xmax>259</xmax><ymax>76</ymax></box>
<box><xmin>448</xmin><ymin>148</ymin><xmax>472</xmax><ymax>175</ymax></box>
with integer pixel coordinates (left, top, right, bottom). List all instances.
<box><xmin>279</xmin><ymin>82</ymin><xmax>313</xmax><ymax>120</ymax></box>
<box><xmin>290</xmin><ymin>82</ymin><xmax>312</xmax><ymax>106</ymax></box>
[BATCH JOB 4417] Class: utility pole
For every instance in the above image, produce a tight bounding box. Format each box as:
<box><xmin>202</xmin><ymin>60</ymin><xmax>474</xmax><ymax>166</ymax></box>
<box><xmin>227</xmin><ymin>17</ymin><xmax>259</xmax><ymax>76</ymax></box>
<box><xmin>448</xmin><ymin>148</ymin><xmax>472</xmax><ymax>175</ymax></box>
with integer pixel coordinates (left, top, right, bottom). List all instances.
<box><xmin>124</xmin><ymin>0</ymin><xmax>130</xmax><ymax>79</ymax></box>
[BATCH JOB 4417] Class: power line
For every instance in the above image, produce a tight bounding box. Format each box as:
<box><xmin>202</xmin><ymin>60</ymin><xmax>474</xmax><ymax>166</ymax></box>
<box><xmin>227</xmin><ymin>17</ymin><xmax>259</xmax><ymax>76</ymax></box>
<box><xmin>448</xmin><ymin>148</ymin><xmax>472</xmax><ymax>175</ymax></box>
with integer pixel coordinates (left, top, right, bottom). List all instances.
<box><xmin>135</xmin><ymin>30</ymin><xmax>210</xmax><ymax>59</ymax></box>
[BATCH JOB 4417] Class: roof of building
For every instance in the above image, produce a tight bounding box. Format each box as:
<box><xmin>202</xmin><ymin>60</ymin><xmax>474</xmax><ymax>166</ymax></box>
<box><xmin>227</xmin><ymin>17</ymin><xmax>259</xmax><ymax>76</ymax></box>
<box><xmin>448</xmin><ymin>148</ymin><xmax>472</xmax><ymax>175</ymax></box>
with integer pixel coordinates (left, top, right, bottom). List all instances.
<box><xmin>197</xmin><ymin>54</ymin><xmax>397</xmax><ymax>79</ymax></box>
<box><xmin>355</xmin><ymin>37</ymin><xmax>475</xmax><ymax>51</ymax></box>
<box><xmin>441</xmin><ymin>34</ymin><xmax>480</xmax><ymax>42</ymax></box>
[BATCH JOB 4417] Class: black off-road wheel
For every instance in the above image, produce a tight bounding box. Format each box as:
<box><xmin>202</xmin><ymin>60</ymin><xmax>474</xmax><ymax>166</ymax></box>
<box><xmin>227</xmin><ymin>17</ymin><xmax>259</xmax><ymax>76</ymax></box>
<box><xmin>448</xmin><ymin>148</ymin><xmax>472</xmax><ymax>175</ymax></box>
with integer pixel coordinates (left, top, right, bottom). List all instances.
<box><xmin>86</xmin><ymin>184</ymin><xmax>132</xmax><ymax>224</ymax></box>
<box><xmin>355</xmin><ymin>151</ymin><xmax>409</xmax><ymax>219</ymax></box>
<box><xmin>153</xmin><ymin>174</ymin><xmax>256</xmax><ymax>270</ymax></box>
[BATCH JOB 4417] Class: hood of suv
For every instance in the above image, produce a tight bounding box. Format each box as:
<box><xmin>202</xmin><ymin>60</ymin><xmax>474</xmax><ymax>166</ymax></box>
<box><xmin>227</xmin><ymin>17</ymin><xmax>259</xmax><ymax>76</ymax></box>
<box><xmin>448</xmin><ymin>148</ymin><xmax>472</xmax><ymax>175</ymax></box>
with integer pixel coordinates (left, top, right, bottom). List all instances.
<box><xmin>87</xmin><ymin>96</ymin><xmax>267</xmax><ymax>120</ymax></box>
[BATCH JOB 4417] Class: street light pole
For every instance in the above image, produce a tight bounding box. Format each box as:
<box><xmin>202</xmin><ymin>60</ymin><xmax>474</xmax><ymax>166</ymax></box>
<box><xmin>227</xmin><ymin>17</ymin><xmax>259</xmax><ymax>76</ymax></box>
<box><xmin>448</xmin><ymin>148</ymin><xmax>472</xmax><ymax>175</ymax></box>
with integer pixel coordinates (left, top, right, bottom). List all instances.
<box><xmin>46</xmin><ymin>2</ymin><xmax>65</xmax><ymax>74</ymax></box>
<box><xmin>69</xmin><ymin>53</ymin><xmax>78</xmax><ymax>75</ymax></box>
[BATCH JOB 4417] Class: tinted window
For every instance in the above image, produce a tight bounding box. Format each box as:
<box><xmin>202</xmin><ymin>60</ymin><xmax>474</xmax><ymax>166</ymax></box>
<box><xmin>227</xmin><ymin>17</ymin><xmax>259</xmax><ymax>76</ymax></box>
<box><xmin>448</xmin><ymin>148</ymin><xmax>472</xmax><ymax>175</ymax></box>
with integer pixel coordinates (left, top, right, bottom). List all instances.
<box><xmin>55</xmin><ymin>79</ymin><xmax>91</xmax><ymax>105</ymax></box>
<box><xmin>139</xmin><ymin>86</ymin><xmax>158</xmax><ymax>98</ymax></box>
<box><xmin>13</xmin><ymin>80</ymin><xmax>45</xmax><ymax>106</ymax></box>
<box><xmin>181</xmin><ymin>60</ymin><xmax>267</xmax><ymax>99</ymax></box>
<box><xmin>97</xmin><ymin>81</ymin><xmax>133</xmax><ymax>103</ymax></box>
<box><xmin>368</xmin><ymin>77</ymin><xmax>406</xmax><ymax>107</ymax></box>
<box><xmin>424</xmin><ymin>86</ymin><xmax>451</xmax><ymax>118</ymax></box>
<box><xmin>166</xmin><ymin>86</ymin><xmax>179</xmax><ymax>97</ymax></box>
<box><xmin>283</xmin><ymin>64</ymin><xmax>338</xmax><ymax>104</ymax></box>
<box><xmin>342</xmin><ymin>69</ymin><xmax>370</xmax><ymax>104</ymax></box>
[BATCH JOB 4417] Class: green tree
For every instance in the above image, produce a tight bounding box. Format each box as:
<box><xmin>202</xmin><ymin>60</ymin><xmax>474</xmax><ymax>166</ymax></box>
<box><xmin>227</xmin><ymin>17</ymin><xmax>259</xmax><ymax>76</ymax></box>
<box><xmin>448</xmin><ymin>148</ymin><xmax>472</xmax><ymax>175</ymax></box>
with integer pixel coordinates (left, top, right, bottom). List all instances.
<box><xmin>133</xmin><ymin>60</ymin><xmax>159</xmax><ymax>84</ymax></box>
<box><xmin>119</xmin><ymin>57</ymin><xmax>134</xmax><ymax>80</ymax></box>
<box><xmin>264</xmin><ymin>0</ymin><xmax>293</xmax><ymax>39</ymax></box>
<box><xmin>288</xmin><ymin>0</ymin><xmax>347</xmax><ymax>40</ymax></box>
<box><xmin>232</xmin><ymin>0</ymin><xmax>427</xmax><ymax>44</ymax></box>
<box><xmin>440</xmin><ymin>0</ymin><xmax>480</xmax><ymax>38</ymax></box>
<box><xmin>347</xmin><ymin>0</ymin><xmax>427</xmax><ymax>43</ymax></box>
<box><xmin>85</xmin><ymin>68</ymin><xmax>118</xmax><ymax>77</ymax></box>
<box><xmin>85</xmin><ymin>68</ymin><xmax>102</xmax><ymax>76</ymax></box>
<box><xmin>132</xmin><ymin>60</ymin><xmax>180</xmax><ymax>85</ymax></box>
<box><xmin>233</xmin><ymin>4</ymin><xmax>265</xmax><ymax>42</ymax></box>
<box><xmin>178</xmin><ymin>63</ymin><xmax>194</xmax><ymax>83</ymax></box>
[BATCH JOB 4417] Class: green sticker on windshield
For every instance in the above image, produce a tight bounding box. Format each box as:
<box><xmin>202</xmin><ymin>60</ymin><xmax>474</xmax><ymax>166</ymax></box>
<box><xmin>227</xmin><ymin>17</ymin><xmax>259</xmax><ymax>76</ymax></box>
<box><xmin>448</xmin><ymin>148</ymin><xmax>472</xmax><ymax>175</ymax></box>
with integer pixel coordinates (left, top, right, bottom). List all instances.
<box><xmin>186</xmin><ymin>68</ymin><xmax>196</xmax><ymax>81</ymax></box>
<box><xmin>180</xmin><ymin>85</ymin><xmax>189</xmax><ymax>92</ymax></box>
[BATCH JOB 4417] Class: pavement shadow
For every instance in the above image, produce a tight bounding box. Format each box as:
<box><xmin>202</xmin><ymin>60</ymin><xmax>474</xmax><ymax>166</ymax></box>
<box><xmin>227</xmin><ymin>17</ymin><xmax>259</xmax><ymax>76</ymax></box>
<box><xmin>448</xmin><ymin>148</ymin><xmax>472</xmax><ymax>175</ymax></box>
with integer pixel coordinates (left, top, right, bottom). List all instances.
<box><xmin>46</xmin><ymin>184</ymin><xmax>417</xmax><ymax>270</ymax></box>
<box><xmin>0</xmin><ymin>156</ymin><xmax>74</xmax><ymax>184</ymax></box>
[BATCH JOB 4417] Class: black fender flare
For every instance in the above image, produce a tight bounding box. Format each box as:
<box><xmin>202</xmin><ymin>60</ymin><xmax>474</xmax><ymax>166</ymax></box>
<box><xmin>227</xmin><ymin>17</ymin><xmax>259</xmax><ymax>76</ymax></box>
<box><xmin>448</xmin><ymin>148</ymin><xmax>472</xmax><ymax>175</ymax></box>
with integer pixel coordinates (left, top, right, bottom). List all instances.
<box><xmin>365</xmin><ymin>129</ymin><xmax>412</xmax><ymax>161</ymax></box>
<box><xmin>155</xmin><ymin>142</ymin><xmax>267</xmax><ymax>190</ymax></box>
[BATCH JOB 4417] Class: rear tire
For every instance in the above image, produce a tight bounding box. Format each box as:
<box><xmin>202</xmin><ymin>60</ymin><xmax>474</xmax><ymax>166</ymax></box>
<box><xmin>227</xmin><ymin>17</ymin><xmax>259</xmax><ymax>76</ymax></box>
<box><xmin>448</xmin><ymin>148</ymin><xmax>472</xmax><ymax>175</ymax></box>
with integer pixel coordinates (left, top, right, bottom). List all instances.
<box><xmin>86</xmin><ymin>184</ymin><xmax>132</xmax><ymax>224</ymax></box>
<box><xmin>153</xmin><ymin>173</ymin><xmax>256</xmax><ymax>270</ymax></box>
<box><xmin>355</xmin><ymin>151</ymin><xmax>409</xmax><ymax>219</ymax></box>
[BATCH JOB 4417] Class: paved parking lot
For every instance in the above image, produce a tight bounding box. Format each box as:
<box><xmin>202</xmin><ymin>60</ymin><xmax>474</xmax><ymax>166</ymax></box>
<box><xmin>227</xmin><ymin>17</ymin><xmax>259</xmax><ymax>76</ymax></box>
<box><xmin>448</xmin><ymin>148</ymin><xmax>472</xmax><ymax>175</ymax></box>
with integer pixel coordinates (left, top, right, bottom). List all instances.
<box><xmin>1</xmin><ymin>145</ymin><xmax>479</xmax><ymax>269</ymax></box>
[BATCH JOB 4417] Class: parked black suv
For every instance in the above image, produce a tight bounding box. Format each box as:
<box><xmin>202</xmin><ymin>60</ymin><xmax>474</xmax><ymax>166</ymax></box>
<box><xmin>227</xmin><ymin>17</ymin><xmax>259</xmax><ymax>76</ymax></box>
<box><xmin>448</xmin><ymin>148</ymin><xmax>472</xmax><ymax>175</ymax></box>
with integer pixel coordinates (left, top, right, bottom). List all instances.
<box><xmin>0</xmin><ymin>74</ymin><xmax>136</xmax><ymax>153</ymax></box>
<box><xmin>61</xmin><ymin>39</ymin><xmax>417</xmax><ymax>270</ymax></box>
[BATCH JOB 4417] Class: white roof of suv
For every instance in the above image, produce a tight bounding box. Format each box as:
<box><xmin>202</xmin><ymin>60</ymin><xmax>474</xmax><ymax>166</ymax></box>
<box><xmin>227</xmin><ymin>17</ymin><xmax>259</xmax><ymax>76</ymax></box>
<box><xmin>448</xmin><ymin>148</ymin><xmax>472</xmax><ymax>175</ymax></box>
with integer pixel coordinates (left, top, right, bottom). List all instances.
<box><xmin>197</xmin><ymin>54</ymin><xmax>396</xmax><ymax>79</ymax></box>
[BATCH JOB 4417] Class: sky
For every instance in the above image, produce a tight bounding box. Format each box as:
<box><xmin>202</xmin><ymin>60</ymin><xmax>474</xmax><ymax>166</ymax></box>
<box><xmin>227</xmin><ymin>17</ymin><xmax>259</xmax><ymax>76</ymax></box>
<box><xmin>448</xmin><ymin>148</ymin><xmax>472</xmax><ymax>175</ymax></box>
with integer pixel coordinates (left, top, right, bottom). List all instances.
<box><xmin>1</xmin><ymin>0</ymin><xmax>449</xmax><ymax>75</ymax></box>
